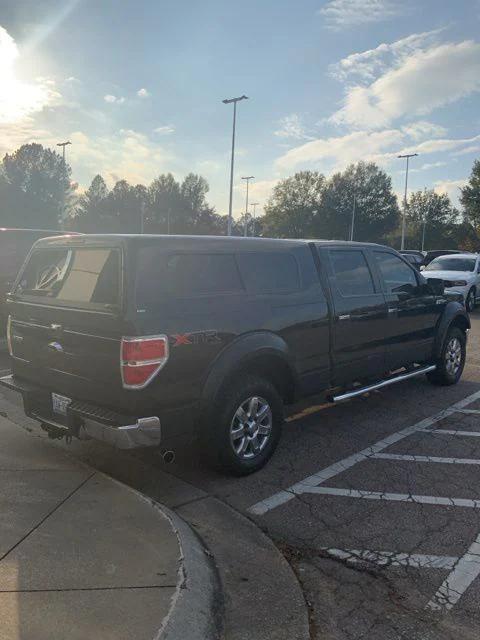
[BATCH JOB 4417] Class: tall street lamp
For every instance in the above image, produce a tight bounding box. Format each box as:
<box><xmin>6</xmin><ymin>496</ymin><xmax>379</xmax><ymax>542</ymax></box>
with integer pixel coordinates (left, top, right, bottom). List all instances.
<box><xmin>398</xmin><ymin>152</ymin><xmax>418</xmax><ymax>250</ymax></box>
<box><xmin>250</xmin><ymin>202</ymin><xmax>259</xmax><ymax>237</ymax></box>
<box><xmin>222</xmin><ymin>95</ymin><xmax>248</xmax><ymax>236</ymax></box>
<box><xmin>242</xmin><ymin>176</ymin><xmax>254</xmax><ymax>237</ymax></box>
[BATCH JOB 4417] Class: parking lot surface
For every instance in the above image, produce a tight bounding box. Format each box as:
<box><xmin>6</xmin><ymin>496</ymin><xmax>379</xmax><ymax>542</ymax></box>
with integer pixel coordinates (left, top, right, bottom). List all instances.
<box><xmin>2</xmin><ymin>314</ymin><xmax>480</xmax><ymax>639</ymax></box>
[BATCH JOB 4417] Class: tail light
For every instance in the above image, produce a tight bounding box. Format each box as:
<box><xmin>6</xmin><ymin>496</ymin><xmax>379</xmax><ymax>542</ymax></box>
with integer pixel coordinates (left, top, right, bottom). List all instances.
<box><xmin>121</xmin><ymin>335</ymin><xmax>169</xmax><ymax>389</ymax></box>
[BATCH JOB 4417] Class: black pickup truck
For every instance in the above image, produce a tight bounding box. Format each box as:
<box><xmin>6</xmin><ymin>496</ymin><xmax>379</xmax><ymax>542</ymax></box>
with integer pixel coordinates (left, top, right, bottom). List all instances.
<box><xmin>1</xmin><ymin>234</ymin><xmax>469</xmax><ymax>474</ymax></box>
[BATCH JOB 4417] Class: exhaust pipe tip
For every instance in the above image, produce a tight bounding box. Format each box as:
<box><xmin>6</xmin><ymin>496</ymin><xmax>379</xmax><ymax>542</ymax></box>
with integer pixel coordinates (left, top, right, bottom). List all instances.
<box><xmin>162</xmin><ymin>449</ymin><xmax>175</xmax><ymax>464</ymax></box>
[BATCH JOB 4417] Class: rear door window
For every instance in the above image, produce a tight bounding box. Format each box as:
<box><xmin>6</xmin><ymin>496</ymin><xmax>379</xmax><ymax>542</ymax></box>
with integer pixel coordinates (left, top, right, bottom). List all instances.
<box><xmin>329</xmin><ymin>250</ymin><xmax>375</xmax><ymax>296</ymax></box>
<box><xmin>236</xmin><ymin>252</ymin><xmax>300</xmax><ymax>293</ymax></box>
<box><xmin>15</xmin><ymin>247</ymin><xmax>121</xmax><ymax>309</ymax></box>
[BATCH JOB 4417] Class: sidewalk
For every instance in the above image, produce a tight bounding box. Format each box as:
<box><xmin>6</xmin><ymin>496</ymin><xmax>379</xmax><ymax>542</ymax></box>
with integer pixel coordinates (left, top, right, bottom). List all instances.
<box><xmin>0</xmin><ymin>416</ymin><xmax>219</xmax><ymax>640</ymax></box>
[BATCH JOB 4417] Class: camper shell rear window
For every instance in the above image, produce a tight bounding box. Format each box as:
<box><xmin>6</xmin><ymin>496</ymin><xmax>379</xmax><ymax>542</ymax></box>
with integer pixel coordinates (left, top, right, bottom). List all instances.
<box><xmin>13</xmin><ymin>246</ymin><xmax>122</xmax><ymax>311</ymax></box>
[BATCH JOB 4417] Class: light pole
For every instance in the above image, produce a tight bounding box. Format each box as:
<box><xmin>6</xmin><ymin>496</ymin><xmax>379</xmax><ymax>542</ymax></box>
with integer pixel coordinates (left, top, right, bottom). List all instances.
<box><xmin>398</xmin><ymin>152</ymin><xmax>418</xmax><ymax>250</ymax></box>
<box><xmin>242</xmin><ymin>176</ymin><xmax>254</xmax><ymax>237</ymax></box>
<box><xmin>57</xmin><ymin>141</ymin><xmax>72</xmax><ymax>229</ymax></box>
<box><xmin>250</xmin><ymin>202</ymin><xmax>259</xmax><ymax>237</ymax></box>
<box><xmin>350</xmin><ymin>194</ymin><xmax>356</xmax><ymax>241</ymax></box>
<box><xmin>421</xmin><ymin>187</ymin><xmax>431</xmax><ymax>252</ymax></box>
<box><xmin>222</xmin><ymin>95</ymin><xmax>248</xmax><ymax>236</ymax></box>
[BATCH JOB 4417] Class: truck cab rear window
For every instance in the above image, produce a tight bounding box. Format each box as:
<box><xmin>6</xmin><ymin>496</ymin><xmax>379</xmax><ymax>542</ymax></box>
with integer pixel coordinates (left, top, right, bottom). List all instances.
<box><xmin>15</xmin><ymin>247</ymin><xmax>120</xmax><ymax>308</ymax></box>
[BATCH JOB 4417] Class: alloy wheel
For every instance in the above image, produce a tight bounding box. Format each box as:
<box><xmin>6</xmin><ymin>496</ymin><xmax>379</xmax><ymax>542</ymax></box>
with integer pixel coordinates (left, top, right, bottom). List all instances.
<box><xmin>445</xmin><ymin>337</ymin><xmax>462</xmax><ymax>376</ymax></box>
<box><xmin>229</xmin><ymin>396</ymin><xmax>273</xmax><ymax>460</ymax></box>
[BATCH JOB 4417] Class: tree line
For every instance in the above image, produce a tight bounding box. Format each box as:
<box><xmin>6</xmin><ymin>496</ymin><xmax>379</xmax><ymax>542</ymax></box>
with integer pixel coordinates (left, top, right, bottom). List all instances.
<box><xmin>0</xmin><ymin>143</ymin><xmax>479</xmax><ymax>251</ymax></box>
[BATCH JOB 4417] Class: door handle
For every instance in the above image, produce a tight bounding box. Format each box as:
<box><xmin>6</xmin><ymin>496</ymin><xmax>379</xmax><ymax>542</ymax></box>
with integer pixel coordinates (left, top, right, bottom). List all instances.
<box><xmin>338</xmin><ymin>314</ymin><xmax>350</xmax><ymax>321</ymax></box>
<box><xmin>388</xmin><ymin>308</ymin><xmax>398</xmax><ymax>313</ymax></box>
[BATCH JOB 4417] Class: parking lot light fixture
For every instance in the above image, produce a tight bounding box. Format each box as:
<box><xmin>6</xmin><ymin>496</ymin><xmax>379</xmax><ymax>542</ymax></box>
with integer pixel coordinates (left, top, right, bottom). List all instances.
<box><xmin>222</xmin><ymin>95</ymin><xmax>249</xmax><ymax>236</ymax></box>
<box><xmin>398</xmin><ymin>153</ymin><xmax>418</xmax><ymax>250</ymax></box>
<box><xmin>250</xmin><ymin>202</ymin><xmax>259</xmax><ymax>236</ymax></box>
<box><xmin>241</xmin><ymin>176</ymin><xmax>254</xmax><ymax>237</ymax></box>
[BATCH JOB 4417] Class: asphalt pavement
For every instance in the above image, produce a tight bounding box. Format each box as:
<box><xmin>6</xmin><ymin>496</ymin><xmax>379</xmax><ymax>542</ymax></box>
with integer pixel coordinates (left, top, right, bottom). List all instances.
<box><xmin>1</xmin><ymin>314</ymin><xmax>480</xmax><ymax>639</ymax></box>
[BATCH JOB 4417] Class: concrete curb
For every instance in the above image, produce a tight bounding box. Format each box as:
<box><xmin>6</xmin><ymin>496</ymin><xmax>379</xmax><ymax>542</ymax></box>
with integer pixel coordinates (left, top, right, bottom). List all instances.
<box><xmin>103</xmin><ymin>476</ymin><xmax>224</xmax><ymax>640</ymax></box>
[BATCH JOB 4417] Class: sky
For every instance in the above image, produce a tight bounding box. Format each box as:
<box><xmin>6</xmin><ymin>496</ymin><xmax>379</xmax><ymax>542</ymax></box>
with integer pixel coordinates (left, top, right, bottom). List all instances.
<box><xmin>1</xmin><ymin>0</ymin><xmax>480</xmax><ymax>218</ymax></box>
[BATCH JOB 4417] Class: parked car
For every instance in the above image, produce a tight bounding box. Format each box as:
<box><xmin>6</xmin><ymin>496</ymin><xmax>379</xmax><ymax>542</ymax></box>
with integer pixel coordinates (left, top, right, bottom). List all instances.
<box><xmin>1</xmin><ymin>235</ymin><xmax>470</xmax><ymax>475</ymax></box>
<box><xmin>0</xmin><ymin>228</ymin><xmax>76</xmax><ymax>333</ymax></box>
<box><xmin>399</xmin><ymin>250</ymin><xmax>424</xmax><ymax>269</ymax></box>
<box><xmin>423</xmin><ymin>253</ymin><xmax>480</xmax><ymax>312</ymax></box>
<box><xmin>423</xmin><ymin>249</ymin><xmax>462</xmax><ymax>266</ymax></box>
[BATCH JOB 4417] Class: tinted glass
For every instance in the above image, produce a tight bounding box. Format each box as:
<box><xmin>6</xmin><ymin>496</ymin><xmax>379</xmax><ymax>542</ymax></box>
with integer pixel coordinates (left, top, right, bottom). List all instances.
<box><xmin>329</xmin><ymin>250</ymin><xmax>374</xmax><ymax>296</ymax></box>
<box><xmin>15</xmin><ymin>247</ymin><xmax>120</xmax><ymax>307</ymax></box>
<box><xmin>425</xmin><ymin>257</ymin><xmax>476</xmax><ymax>272</ymax></box>
<box><xmin>236</xmin><ymin>252</ymin><xmax>300</xmax><ymax>293</ymax></box>
<box><xmin>136</xmin><ymin>250</ymin><xmax>243</xmax><ymax>305</ymax></box>
<box><xmin>374</xmin><ymin>252</ymin><xmax>417</xmax><ymax>293</ymax></box>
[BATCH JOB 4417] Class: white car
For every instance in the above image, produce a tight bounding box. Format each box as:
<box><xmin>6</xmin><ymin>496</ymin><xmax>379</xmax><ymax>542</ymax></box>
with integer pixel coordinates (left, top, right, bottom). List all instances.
<box><xmin>423</xmin><ymin>253</ymin><xmax>480</xmax><ymax>312</ymax></box>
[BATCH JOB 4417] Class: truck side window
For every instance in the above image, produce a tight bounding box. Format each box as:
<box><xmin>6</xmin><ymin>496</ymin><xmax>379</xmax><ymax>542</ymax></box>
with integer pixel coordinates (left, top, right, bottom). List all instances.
<box><xmin>374</xmin><ymin>251</ymin><xmax>417</xmax><ymax>294</ymax></box>
<box><xmin>329</xmin><ymin>250</ymin><xmax>374</xmax><ymax>296</ymax></box>
<box><xmin>237</xmin><ymin>252</ymin><xmax>300</xmax><ymax>293</ymax></box>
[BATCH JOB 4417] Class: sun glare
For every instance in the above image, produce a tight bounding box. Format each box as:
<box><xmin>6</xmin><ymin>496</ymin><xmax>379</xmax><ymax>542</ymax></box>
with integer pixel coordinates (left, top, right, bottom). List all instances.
<box><xmin>0</xmin><ymin>26</ymin><xmax>53</xmax><ymax>124</ymax></box>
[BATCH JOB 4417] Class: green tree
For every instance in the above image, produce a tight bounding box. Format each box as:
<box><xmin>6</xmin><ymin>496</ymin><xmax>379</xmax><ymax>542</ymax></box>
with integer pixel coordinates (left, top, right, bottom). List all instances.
<box><xmin>71</xmin><ymin>174</ymin><xmax>109</xmax><ymax>232</ymax></box>
<box><xmin>461</xmin><ymin>159</ymin><xmax>480</xmax><ymax>231</ymax></box>
<box><xmin>147</xmin><ymin>173</ymin><xmax>182</xmax><ymax>233</ymax></box>
<box><xmin>263</xmin><ymin>171</ymin><xmax>326</xmax><ymax>238</ymax></box>
<box><xmin>406</xmin><ymin>189</ymin><xmax>459</xmax><ymax>250</ymax></box>
<box><xmin>319</xmin><ymin>162</ymin><xmax>400</xmax><ymax>242</ymax></box>
<box><xmin>0</xmin><ymin>143</ymin><xmax>72</xmax><ymax>229</ymax></box>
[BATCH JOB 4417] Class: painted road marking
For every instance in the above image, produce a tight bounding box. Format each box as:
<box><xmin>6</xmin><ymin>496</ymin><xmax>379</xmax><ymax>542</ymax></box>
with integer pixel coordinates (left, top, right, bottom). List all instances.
<box><xmin>322</xmin><ymin>547</ymin><xmax>458</xmax><ymax>570</ymax></box>
<box><xmin>372</xmin><ymin>452</ymin><xmax>480</xmax><ymax>465</ymax></box>
<box><xmin>457</xmin><ymin>409</ymin><xmax>480</xmax><ymax>415</ymax></box>
<box><xmin>299</xmin><ymin>486</ymin><xmax>480</xmax><ymax>508</ymax></box>
<box><xmin>249</xmin><ymin>389</ymin><xmax>480</xmax><ymax>516</ymax></box>
<box><xmin>427</xmin><ymin>533</ymin><xmax>480</xmax><ymax>611</ymax></box>
<box><xmin>426</xmin><ymin>429</ymin><xmax>480</xmax><ymax>437</ymax></box>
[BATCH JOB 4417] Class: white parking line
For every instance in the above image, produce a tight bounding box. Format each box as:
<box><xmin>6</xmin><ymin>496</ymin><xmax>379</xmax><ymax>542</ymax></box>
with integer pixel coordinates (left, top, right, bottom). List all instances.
<box><xmin>249</xmin><ymin>389</ymin><xmax>480</xmax><ymax>516</ymax></box>
<box><xmin>427</xmin><ymin>429</ymin><xmax>480</xmax><ymax>437</ymax></box>
<box><xmin>298</xmin><ymin>486</ymin><xmax>480</xmax><ymax>508</ymax></box>
<box><xmin>457</xmin><ymin>409</ymin><xmax>480</xmax><ymax>415</ymax></box>
<box><xmin>372</xmin><ymin>452</ymin><xmax>480</xmax><ymax>465</ymax></box>
<box><xmin>322</xmin><ymin>547</ymin><xmax>458</xmax><ymax>570</ymax></box>
<box><xmin>426</xmin><ymin>533</ymin><xmax>480</xmax><ymax>611</ymax></box>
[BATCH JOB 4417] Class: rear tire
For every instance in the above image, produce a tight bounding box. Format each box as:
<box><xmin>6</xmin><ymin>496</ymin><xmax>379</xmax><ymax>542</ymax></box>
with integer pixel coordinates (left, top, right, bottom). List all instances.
<box><xmin>427</xmin><ymin>326</ymin><xmax>466</xmax><ymax>386</ymax></box>
<box><xmin>202</xmin><ymin>375</ymin><xmax>283</xmax><ymax>475</ymax></box>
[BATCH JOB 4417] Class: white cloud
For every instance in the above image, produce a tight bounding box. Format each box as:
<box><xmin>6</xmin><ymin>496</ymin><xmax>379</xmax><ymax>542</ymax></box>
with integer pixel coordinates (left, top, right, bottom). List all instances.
<box><xmin>275</xmin><ymin>129</ymin><xmax>404</xmax><ymax>171</ymax></box>
<box><xmin>401</xmin><ymin>121</ymin><xmax>447</xmax><ymax>141</ymax></box>
<box><xmin>434</xmin><ymin>179</ymin><xmax>466</xmax><ymax>206</ymax></box>
<box><xmin>68</xmin><ymin>129</ymin><xmax>173</xmax><ymax>187</ymax></box>
<box><xmin>153</xmin><ymin>125</ymin><xmax>175</xmax><ymax>135</ymax></box>
<box><xmin>319</xmin><ymin>0</ymin><xmax>405</xmax><ymax>30</ymax></box>
<box><xmin>332</xmin><ymin>40</ymin><xmax>480</xmax><ymax>129</ymax></box>
<box><xmin>137</xmin><ymin>88</ymin><xmax>150</xmax><ymax>98</ymax></box>
<box><xmin>419</xmin><ymin>161</ymin><xmax>447</xmax><ymax>170</ymax></box>
<box><xmin>104</xmin><ymin>94</ymin><xmax>125</xmax><ymax>104</ymax></box>
<box><xmin>274</xmin><ymin>114</ymin><xmax>312</xmax><ymax>140</ymax></box>
<box><xmin>0</xmin><ymin>26</ymin><xmax>60</xmax><ymax>125</ymax></box>
<box><xmin>330</xmin><ymin>29</ymin><xmax>442</xmax><ymax>81</ymax></box>
<box><xmin>275</xmin><ymin>128</ymin><xmax>480</xmax><ymax>173</ymax></box>
<box><xmin>64</xmin><ymin>76</ymin><xmax>81</xmax><ymax>84</ymax></box>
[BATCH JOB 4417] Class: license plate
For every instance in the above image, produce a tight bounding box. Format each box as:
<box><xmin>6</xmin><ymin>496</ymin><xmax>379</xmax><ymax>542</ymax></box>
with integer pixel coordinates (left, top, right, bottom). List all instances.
<box><xmin>52</xmin><ymin>393</ymin><xmax>71</xmax><ymax>416</ymax></box>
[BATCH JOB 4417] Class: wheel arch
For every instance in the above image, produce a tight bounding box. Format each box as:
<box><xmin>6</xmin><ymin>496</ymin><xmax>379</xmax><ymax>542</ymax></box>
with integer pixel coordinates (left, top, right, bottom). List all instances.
<box><xmin>433</xmin><ymin>303</ymin><xmax>470</xmax><ymax>360</ymax></box>
<box><xmin>200</xmin><ymin>332</ymin><xmax>298</xmax><ymax>410</ymax></box>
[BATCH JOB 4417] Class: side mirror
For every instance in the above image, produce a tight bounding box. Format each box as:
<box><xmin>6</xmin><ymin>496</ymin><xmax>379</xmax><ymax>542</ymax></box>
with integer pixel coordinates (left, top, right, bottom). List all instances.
<box><xmin>426</xmin><ymin>277</ymin><xmax>444</xmax><ymax>295</ymax></box>
<box><xmin>419</xmin><ymin>265</ymin><xmax>425</xmax><ymax>271</ymax></box>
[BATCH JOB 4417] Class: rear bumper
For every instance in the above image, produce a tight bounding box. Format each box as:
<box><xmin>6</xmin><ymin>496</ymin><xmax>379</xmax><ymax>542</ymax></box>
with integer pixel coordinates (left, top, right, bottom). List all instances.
<box><xmin>0</xmin><ymin>374</ymin><xmax>161</xmax><ymax>449</ymax></box>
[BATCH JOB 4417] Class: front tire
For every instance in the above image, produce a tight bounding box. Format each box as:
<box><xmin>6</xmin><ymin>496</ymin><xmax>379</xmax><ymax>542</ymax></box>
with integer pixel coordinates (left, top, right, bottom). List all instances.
<box><xmin>466</xmin><ymin>287</ymin><xmax>476</xmax><ymax>313</ymax></box>
<box><xmin>427</xmin><ymin>326</ymin><xmax>466</xmax><ymax>386</ymax></box>
<box><xmin>203</xmin><ymin>375</ymin><xmax>283</xmax><ymax>475</ymax></box>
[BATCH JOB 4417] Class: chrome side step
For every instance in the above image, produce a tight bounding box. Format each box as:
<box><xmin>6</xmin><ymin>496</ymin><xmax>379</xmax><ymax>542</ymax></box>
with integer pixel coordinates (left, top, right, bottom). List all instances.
<box><xmin>332</xmin><ymin>365</ymin><xmax>436</xmax><ymax>403</ymax></box>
